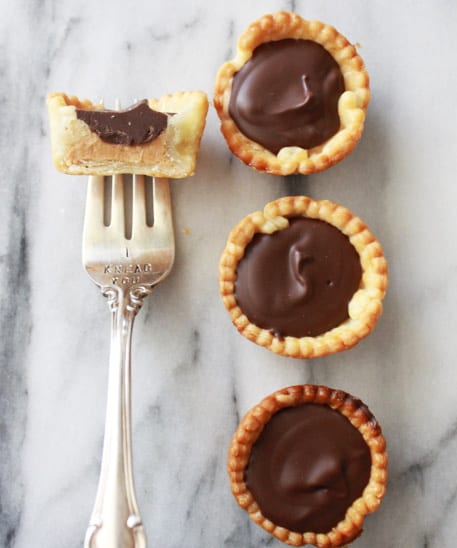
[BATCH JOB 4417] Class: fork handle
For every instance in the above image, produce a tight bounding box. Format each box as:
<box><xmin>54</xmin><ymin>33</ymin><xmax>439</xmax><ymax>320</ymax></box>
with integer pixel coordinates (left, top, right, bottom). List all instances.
<box><xmin>84</xmin><ymin>285</ymin><xmax>151</xmax><ymax>548</ymax></box>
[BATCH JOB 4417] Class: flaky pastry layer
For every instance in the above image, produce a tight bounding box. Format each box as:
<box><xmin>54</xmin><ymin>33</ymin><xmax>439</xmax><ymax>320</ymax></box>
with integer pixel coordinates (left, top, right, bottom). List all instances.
<box><xmin>219</xmin><ymin>196</ymin><xmax>388</xmax><ymax>359</ymax></box>
<box><xmin>214</xmin><ymin>11</ymin><xmax>370</xmax><ymax>175</ymax></box>
<box><xmin>47</xmin><ymin>91</ymin><xmax>208</xmax><ymax>177</ymax></box>
<box><xmin>228</xmin><ymin>384</ymin><xmax>388</xmax><ymax>547</ymax></box>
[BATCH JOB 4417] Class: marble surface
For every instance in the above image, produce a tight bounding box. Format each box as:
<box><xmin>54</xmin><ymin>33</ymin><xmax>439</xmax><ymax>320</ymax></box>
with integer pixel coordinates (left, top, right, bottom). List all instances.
<box><xmin>1</xmin><ymin>1</ymin><xmax>457</xmax><ymax>547</ymax></box>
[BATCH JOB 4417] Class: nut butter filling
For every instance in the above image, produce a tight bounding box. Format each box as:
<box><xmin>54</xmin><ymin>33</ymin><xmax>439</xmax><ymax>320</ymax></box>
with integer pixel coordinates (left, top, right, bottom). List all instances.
<box><xmin>76</xmin><ymin>99</ymin><xmax>168</xmax><ymax>145</ymax></box>
<box><xmin>234</xmin><ymin>217</ymin><xmax>362</xmax><ymax>338</ymax></box>
<box><xmin>245</xmin><ymin>403</ymin><xmax>372</xmax><ymax>534</ymax></box>
<box><xmin>228</xmin><ymin>39</ymin><xmax>345</xmax><ymax>154</ymax></box>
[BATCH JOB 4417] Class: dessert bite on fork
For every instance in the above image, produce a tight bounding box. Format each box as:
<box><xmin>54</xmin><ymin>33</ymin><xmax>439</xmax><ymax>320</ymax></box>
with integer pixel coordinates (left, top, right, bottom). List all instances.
<box><xmin>46</xmin><ymin>91</ymin><xmax>208</xmax><ymax>548</ymax></box>
<box><xmin>47</xmin><ymin>90</ymin><xmax>208</xmax><ymax>177</ymax></box>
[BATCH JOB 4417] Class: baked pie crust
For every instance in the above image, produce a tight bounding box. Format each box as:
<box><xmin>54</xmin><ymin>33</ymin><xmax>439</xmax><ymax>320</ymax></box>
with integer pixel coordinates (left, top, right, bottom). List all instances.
<box><xmin>214</xmin><ymin>11</ymin><xmax>369</xmax><ymax>175</ymax></box>
<box><xmin>228</xmin><ymin>384</ymin><xmax>388</xmax><ymax>547</ymax></box>
<box><xmin>47</xmin><ymin>91</ymin><xmax>208</xmax><ymax>177</ymax></box>
<box><xmin>219</xmin><ymin>195</ymin><xmax>388</xmax><ymax>359</ymax></box>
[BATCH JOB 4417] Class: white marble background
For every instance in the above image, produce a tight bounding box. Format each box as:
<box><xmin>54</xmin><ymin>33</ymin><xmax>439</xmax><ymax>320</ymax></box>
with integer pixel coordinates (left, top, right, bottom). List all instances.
<box><xmin>1</xmin><ymin>0</ymin><xmax>456</xmax><ymax>547</ymax></box>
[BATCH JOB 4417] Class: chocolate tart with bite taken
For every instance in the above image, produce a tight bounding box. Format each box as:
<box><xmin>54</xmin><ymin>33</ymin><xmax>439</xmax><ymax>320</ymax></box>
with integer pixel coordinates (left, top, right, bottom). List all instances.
<box><xmin>214</xmin><ymin>11</ymin><xmax>369</xmax><ymax>175</ymax></box>
<box><xmin>228</xmin><ymin>384</ymin><xmax>388</xmax><ymax>547</ymax></box>
<box><xmin>219</xmin><ymin>196</ymin><xmax>387</xmax><ymax>359</ymax></box>
<box><xmin>46</xmin><ymin>91</ymin><xmax>208</xmax><ymax>178</ymax></box>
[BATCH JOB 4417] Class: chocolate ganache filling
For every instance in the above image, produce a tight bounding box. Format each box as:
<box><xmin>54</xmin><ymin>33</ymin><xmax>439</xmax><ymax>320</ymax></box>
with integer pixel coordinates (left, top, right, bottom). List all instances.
<box><xmin>76</xmin><ymin>100</ymin><xmax>168</xmax><ymax>145</ymax></box>
<box><xmin>228</xmin><ymin>39</ymin><xmax>345</xmax><ymax>153</ymax></box>
<box><xmin>245</xmin><ymin>403</ymin><xmax>372</xmax><ymax>533</ymax></box>
<box><xmin>234</xmin><ymin>217</ymin><xmax>362</xmax><ymax>338</ymax></box>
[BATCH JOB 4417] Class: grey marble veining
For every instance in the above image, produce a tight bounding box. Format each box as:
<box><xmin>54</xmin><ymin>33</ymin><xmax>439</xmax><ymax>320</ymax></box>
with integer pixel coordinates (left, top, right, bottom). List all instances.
<box><xmin>1</xmin><ymin>1</ymin><xmax>457</xmax><ymax>547</ymax></box>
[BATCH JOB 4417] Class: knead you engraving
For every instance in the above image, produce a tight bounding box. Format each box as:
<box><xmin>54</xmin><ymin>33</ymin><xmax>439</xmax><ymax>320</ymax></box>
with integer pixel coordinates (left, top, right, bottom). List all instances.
<box><xmin>104</xmin><ymin>262</ymin><xmax>153</xmax><ymax>285</ymax></box>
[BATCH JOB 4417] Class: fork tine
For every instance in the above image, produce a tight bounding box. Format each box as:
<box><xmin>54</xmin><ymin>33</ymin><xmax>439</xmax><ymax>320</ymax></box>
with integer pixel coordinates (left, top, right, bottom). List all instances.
<box><xmin>84</xmin><ymin>175</ymin><xmax>105</xmax><ymax>232</ymax></box>
<box><xmin>153</xmin><ymin>177</ymin><xmax>173</xmax><ymax>235</ymax></box>
<box><xmin>109</xmin><ymin>99</ymin><xmax>126</xmax><ymax>235</ymax></box>
<box><xmin>132</xmin><ymin>174</ymin><xmax>147</xmax><ymax>239</ymax></box>
<box><xmin>110</xmin><ymin>174</ymin><xmax>125</xmax><ymax>233</ymax></box>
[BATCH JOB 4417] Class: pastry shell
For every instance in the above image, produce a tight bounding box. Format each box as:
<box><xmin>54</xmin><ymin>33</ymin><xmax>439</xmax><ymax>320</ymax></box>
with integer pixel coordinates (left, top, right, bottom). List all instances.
<box><xmin>228</xmin><ymin>384</ymin><xmax>388</xmax><ymax>547</ymax></box>
<box><xmin>219</xmin><ymin>195</ymin><xmax>388</xmax><ymax>359</ymax></box>
<box><xmin>46</xmin><ymin>91</ymin><xmax>209</xmax><ymax>178</ymax></box>
<box><xmin>214</xmin><ymin>11</ymin><xmax>369</xmax><ymax>175</ymax></box>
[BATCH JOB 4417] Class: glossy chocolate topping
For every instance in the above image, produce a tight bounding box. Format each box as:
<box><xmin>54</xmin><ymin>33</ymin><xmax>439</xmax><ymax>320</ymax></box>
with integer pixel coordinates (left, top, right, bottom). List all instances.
<box><xmin>234</xmin><ymin>217</ymin><xmax>362</xmax><ymax>338</ymax></box>
<box><xmin>76</xmin><ymin>100</ymin><xmax>168</xmax><ymax>145</ymax></box>
<box><xmin>229</xmin><ymin>39</ymin><xmax>345</xmax><ymax>153</ymax></box>
<box><xmin>245</xmin><ymin>403</ymin><xmax>372</xmax><ymax>533</ymax></box>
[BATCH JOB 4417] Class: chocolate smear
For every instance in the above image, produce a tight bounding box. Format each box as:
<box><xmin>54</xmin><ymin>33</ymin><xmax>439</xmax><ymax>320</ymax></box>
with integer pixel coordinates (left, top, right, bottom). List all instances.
<box><xmin>229</xmin><ymin>39</ymin><xmax>345</xmax><ymax>153</ymax></box>
<box><xmin>245</xmin><ymin>403</ymin><xmax>372</xmax><ymax>533</ymax></box>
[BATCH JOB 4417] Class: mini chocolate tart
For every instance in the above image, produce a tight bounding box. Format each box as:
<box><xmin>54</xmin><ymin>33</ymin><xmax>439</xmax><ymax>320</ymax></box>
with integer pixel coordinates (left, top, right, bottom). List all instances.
<box><xmin>219</xmin><ymin>196</ymin><xmax>387</xmax><ymax>359</ymax></box>
<box><xmin>228</xmin><ymin>385</ymin><xmax>388</xmax><ymax>547</ymax></box>
<box><xmin>214</xmin><ymin>11</ymin><xmax>370</xmax><ymax>175</ymax></box>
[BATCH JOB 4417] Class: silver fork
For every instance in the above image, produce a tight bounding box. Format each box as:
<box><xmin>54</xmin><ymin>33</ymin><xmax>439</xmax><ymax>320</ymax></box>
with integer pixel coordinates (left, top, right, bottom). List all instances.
<box><xmin>82</xmin><ymin>173</ymin><xmax>175</xmax><ymax>548</ymax></box>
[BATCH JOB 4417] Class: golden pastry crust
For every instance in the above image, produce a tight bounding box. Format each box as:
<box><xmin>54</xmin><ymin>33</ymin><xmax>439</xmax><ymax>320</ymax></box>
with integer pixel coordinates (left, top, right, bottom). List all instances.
<box><xmin>214</xmin><ymin>11</ymin><xmax>369</xmax><ymax>175</ymax></box>
<box><xmin>219</xmin><ymin>196</ymin><xmax>388</xmax><ymax>359</ymax></box>
<box><xmin>228</xmin><ymin>384</ymin><xmax>388</xmax><ymax>547</ymax></box>
<box><xmin>47</xmin><ymin>91</ymin><xmax>209</xmax><ymax>177</ymax></box>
